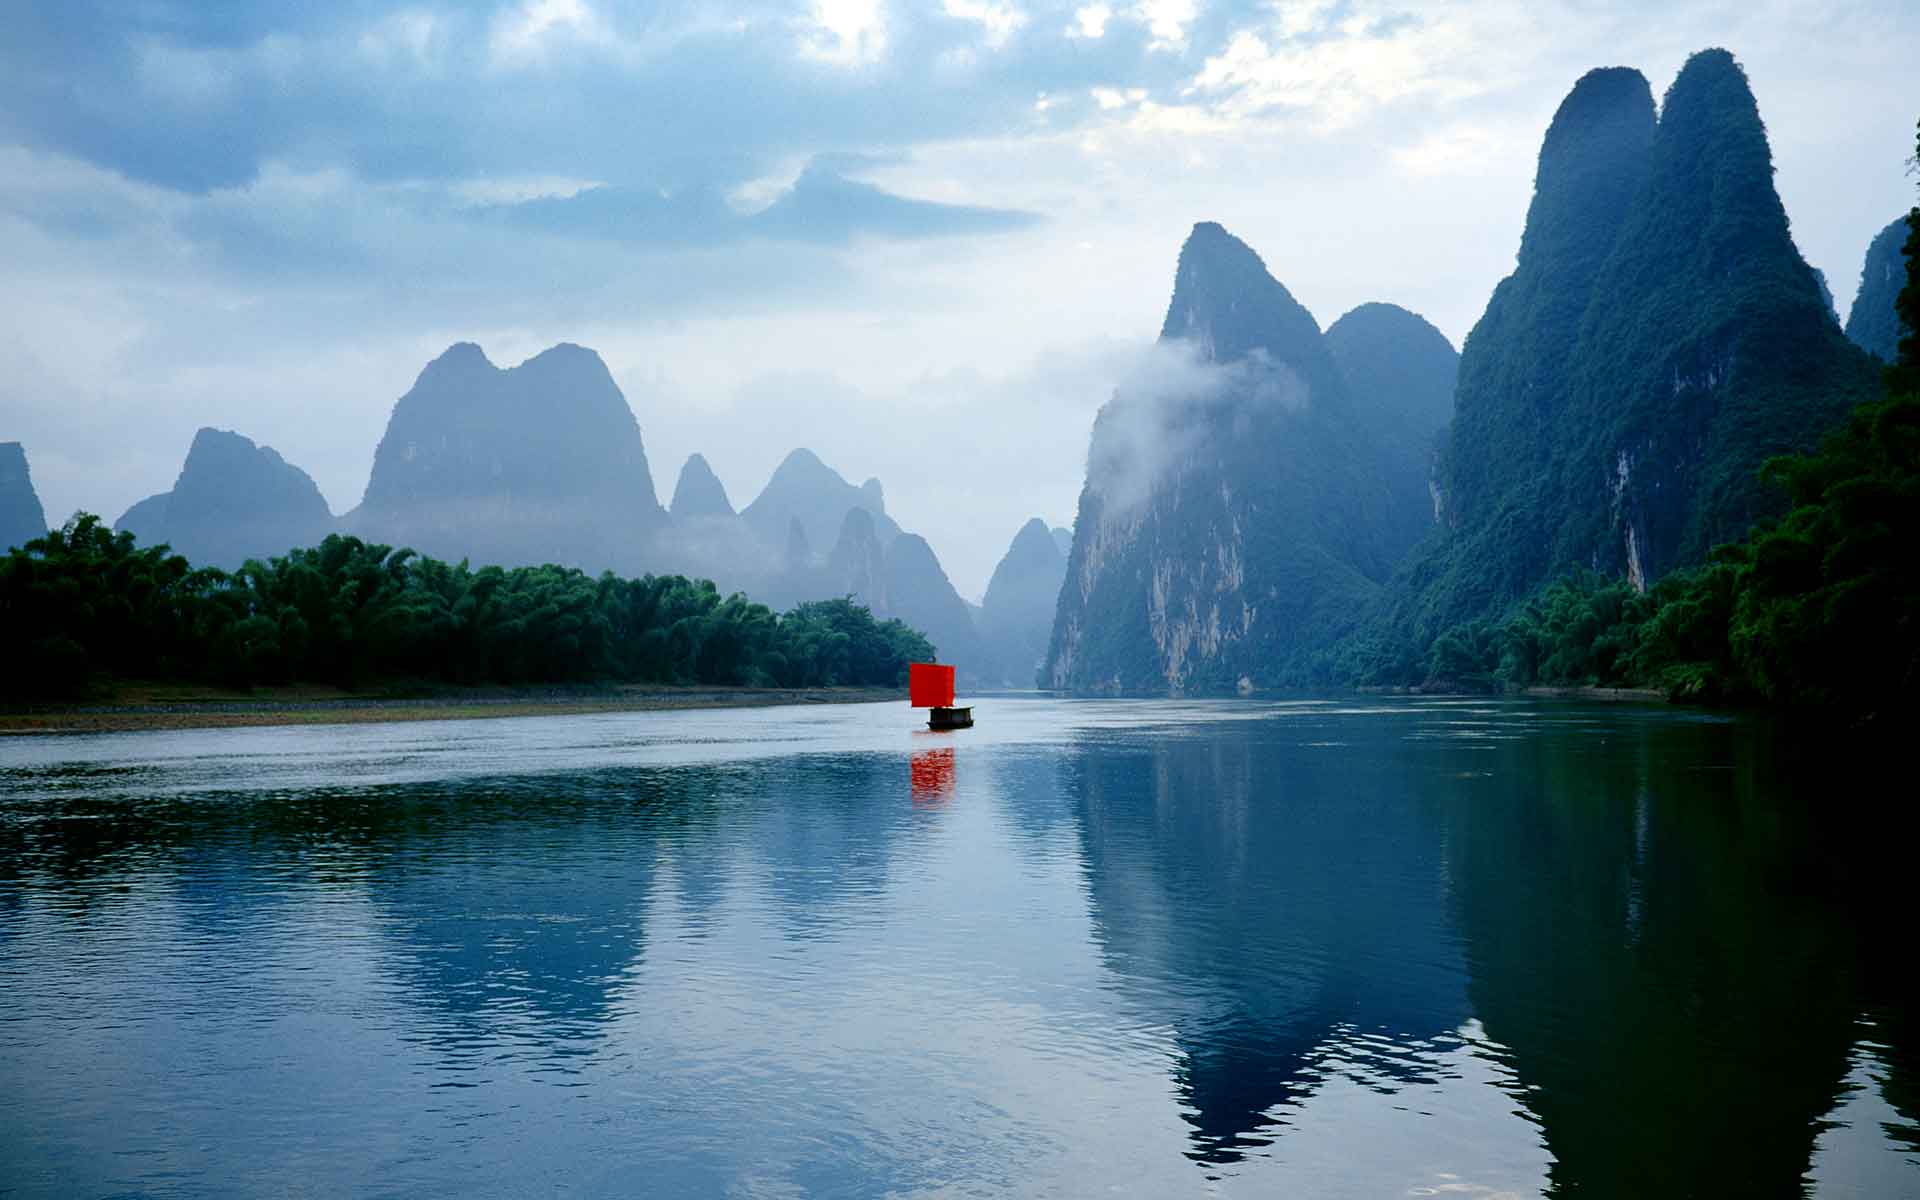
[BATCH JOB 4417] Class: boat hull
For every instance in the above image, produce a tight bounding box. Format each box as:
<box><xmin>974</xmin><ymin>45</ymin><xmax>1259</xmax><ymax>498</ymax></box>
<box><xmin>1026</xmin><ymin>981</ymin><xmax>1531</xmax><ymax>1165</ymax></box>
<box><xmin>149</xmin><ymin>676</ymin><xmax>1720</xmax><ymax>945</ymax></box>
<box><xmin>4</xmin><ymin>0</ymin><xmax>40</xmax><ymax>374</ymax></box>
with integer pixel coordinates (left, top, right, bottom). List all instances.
<box><xmin>928</xmin><ymin>706</ymin><xmax>973</xmax><ymax>730</ymax></box>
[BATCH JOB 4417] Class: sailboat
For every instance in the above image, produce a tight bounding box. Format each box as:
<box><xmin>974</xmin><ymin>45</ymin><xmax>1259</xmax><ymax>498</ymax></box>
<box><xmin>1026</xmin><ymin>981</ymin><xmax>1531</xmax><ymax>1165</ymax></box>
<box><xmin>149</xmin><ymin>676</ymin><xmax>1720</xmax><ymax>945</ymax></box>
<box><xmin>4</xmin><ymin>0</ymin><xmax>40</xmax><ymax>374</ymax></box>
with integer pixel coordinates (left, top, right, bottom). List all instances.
<box><xmin>909</xmin><ymin>662</ymin><xmax>972</xmax><ymax>730</ymax></box>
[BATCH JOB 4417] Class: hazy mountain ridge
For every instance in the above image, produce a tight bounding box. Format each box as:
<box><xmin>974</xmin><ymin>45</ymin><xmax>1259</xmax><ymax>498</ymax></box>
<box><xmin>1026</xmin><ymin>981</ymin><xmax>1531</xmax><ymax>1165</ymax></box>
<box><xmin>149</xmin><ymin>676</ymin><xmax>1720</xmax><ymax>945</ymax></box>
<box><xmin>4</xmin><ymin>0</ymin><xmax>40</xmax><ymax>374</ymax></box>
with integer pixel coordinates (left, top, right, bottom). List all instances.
<box><xmin>348</xmin><ymin>342</ymin><xmax>664</xmax><ymax>574</ymax></box>
<box><xmin>113</xmin><ymin>428</ymin><xmax>335</xmax><ymax>570</ymax></box>
<box><xmin>669</xmin><ymin>453</ymin><xmax>736</xmax><ymax>519</ymax></box>
<box><xmin>1</xmin><ymin>442</ymin><xmax>49</xmax><ymax>552</ymax></box>
<box><xmin>740</xmin><ymin>448</ymin><xmax>900</xmax><ymax>557</ymax></box>
<box><xmin>55</xmin><ymin>341</ymin><xmax>999</xmax><ymax>681</ymax></box>
<box><xmin>979</xmin><ymin>518</ymin><xmax>1068</xmax><ymax>687</ymax></box>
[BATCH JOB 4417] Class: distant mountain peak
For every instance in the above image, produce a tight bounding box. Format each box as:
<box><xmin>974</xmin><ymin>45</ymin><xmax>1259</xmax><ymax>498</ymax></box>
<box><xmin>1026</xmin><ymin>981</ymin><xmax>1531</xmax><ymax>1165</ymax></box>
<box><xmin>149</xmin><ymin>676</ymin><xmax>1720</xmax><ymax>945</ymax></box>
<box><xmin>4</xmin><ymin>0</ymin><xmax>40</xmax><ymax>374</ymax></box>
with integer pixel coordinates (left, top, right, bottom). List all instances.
<box><xmin>115</xmin><ymin>426</ymin><xmax>334</xmax><ymax>569</ymax></box>
<box><xmin>423</xmin><ymin>341</ymin><xmax>497</xmax><ymax>378</ymax></box>
<box><xmin>353</xmin><ymin>339</ymin><xmax>664</xmax><ymax>573</ymax></box>
<box><xmin>1008</xmin><ymin>516</ymin><xmax>1056</xmax><ymax>555</ymax></box>
<box><xmin>1158</xmin><ymin>221</ymin><xmax>1337</xmax><ymax>396</ymax></box>
<box><xmin>776</xmin><ymin>447</ymin><xmax>827</xmax><ymax>473</ymax></box>
<box><xmin>742</xmin><ymin>447</ymin><xmax>900</xmax><ymax>556</ymax></box>
<box><xmin>1519</xmin><ymin>66</ymin><xmax>1655</xmax><ymax>276</ymax></box>
<box><xmin>670</xmin><ymin>452</ymin><xmax>735</xmax><ymax>519</ymax></box>
<box><xmin>0</xmin><ymin>441</ymin><xmax>49</xmax><ymax>552</ymax></box>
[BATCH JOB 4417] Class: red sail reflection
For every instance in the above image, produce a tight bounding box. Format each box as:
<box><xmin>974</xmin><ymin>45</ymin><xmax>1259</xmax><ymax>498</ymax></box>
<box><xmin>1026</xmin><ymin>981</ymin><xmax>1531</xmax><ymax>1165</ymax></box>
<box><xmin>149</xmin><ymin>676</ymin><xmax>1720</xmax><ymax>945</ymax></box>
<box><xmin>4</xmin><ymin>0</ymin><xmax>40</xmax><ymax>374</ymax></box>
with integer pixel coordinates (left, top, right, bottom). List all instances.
<box><xmin>910</xmin><ymin>747</ymin><xmax>956</xmax><ymax>806</ymax></box>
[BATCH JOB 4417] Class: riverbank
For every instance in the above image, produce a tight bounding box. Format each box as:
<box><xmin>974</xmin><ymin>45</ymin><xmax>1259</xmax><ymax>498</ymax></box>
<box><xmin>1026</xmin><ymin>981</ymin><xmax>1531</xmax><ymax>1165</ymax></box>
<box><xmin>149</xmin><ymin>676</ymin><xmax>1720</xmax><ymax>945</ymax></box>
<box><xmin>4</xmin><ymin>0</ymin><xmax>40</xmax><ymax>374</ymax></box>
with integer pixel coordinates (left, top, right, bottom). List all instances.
<box><xmin>0</xmin><ymin>682</ymin><xmax>904</xmax><ymax>735</ymax></box>
<box><xmin>1358</xmin><ymin>682</ymin><xmax>1668</xmax><ymax>702</ymax></box>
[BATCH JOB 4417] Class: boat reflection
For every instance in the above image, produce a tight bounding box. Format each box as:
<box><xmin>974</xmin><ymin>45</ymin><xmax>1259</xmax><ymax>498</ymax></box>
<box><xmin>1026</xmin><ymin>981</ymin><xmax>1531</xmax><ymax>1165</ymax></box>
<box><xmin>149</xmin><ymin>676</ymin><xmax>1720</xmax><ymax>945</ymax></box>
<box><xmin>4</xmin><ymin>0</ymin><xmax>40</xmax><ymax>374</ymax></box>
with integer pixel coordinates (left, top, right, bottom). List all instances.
<box><xmin>910</xmin><ymin>746</ymin><xmax>957</xmax><ymax>806</ymax></box>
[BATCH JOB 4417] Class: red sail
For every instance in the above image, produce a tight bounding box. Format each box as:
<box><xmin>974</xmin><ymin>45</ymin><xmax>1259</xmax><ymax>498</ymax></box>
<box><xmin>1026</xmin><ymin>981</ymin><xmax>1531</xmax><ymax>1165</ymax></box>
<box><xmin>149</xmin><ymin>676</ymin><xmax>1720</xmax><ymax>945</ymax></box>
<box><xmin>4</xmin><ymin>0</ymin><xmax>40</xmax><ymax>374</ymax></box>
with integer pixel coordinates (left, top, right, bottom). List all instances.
<box><xmin>909</xmin><ymin>662</ymin><xmax>955</xmax><ymax>708</ymax></box>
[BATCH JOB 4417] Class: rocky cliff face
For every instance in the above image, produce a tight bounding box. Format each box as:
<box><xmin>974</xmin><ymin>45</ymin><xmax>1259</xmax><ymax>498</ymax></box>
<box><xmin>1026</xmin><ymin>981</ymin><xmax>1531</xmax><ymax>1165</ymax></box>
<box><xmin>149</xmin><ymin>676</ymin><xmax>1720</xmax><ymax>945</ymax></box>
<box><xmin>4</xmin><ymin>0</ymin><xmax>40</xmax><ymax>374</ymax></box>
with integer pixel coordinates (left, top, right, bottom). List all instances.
<box><xmin>349</xmin><ymin>342</ymin><xmax>663</xmax><ymax>572</ymax></box>
<box><xmin>0</xmin><ymin>442</ymin><xmax>48</xmax><ymax>552</ymax></box>
<box><xmin>1047</xmin><ymin>223</ymin><xmax>1419</xmax><ymax>691</ymax></box>
<box><xmin>114</xmin><ymin>428</ymin><xmax>335</xmax><ymax>568</ymax></box>
<box><xmin>1403</xmin><ymin>51</ymin><xmax>1878</xmax><ymax>642</ymax></box>
<box><xmin>980</xmin><ymin>518</ymin><xmax>1066</xmax><ymax>687</ymax></box>
<box><xmin>739</xmin><ymin>448</ymin><xmax>900</xmax><ymax>556</ymax></box>
<box><xmin>1846</xmin><ymin>216</ymin><xmax>1913</xmax><ymax>362</ymax></box>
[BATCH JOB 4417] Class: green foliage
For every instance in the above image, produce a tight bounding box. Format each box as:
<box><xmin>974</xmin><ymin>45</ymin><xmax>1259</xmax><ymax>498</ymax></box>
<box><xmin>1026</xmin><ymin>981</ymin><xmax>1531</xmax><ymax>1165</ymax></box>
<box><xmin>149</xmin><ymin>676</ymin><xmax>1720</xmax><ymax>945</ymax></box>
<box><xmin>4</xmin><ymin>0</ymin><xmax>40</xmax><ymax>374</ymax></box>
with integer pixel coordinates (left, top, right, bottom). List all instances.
<box><xmin>1401</xmin><ymin>54</ymin><xmax>1879</xmax><ymax>659</ymax></box>
<box><xmin>1407</xmin><ymin>112</ymin><xmax>1920</xmax><ymax>720</ymax></box>
<box><xmin>0</xmin><ymin>519</ymin><xmax>933</xmax><ymax>698</ymax></box>
<box><xmin>1424</xmin><ymin>573</ymin><xmax>1653</xmax><ymax>691</ymax></box>
<box><xmin>1415</xmin><ymin>387</ymin><xmax>1920</xmax><ymax>719</ymax></box>
<box><xmin>1891</xmin><ymin>118</ymin><xmax>1920</xmax><ymax>393</ymax></box>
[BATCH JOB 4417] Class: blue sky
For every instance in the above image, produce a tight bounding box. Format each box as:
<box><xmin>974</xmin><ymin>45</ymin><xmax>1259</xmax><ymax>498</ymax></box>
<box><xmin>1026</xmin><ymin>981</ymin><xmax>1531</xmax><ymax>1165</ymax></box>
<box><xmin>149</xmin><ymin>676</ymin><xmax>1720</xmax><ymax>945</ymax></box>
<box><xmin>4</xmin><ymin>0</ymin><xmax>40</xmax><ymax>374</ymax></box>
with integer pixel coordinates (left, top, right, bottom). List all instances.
<box><xmin>2</xmin><ymin>0</ymin><xmax>1914</xmax><ymax>596</ymax></box>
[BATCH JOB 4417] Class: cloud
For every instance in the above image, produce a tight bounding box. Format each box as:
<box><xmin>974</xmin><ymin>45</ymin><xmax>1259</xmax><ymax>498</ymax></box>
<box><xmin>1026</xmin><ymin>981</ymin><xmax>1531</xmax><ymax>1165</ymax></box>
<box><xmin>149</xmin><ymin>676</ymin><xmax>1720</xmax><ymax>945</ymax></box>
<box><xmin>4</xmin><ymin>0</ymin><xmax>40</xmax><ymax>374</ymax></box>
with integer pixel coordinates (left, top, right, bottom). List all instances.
<box><xmin>1086</xmin><ymin>341</ymin><xmax>1310</xmax><ymax>515</ymax></box>
<box><xmin>0</xmin><ymin>0</ymin><xmax>1185</xmax><ymax>197</ymax></box>
<box><xmin>496</xmin><ymin>156</ymin><xmax>1040</xmax><ymax>244</ymax></box>
<box><xmin>749</xmin><ymin>159</ymin><xmax>1041</xmax><ymax>240</ymax></box>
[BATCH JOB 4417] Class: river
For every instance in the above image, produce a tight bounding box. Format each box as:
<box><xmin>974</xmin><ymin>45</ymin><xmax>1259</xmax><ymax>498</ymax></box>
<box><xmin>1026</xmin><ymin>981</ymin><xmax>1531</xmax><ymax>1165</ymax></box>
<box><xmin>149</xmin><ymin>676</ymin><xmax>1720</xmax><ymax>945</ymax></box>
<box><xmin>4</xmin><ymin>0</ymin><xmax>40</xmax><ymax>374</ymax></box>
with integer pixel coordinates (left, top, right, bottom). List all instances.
<box><xmin>1</xmin><ymin>697</ymin><xmax>1914</xmax><ymax>1196</ymax></box>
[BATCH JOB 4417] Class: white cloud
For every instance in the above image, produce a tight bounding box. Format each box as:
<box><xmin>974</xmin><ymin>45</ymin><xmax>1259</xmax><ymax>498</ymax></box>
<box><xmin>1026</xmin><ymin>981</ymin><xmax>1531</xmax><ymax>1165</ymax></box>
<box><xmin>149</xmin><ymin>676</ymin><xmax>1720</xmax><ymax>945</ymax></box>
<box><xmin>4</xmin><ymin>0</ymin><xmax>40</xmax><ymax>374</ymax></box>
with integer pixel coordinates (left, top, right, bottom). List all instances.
<box><xmin>800</xmin><ymin>0</ymin><xmax>889</xmax><ymax>66</ymax></box>
<box><xmin>488</xmin><ymin>0</ymin><xmax>611</xmax><ymax>66</ymax></box>
<box><xmin>1391</xmin><ymin>124</ymin><xmax>1507</xmax><ymax>176</ymax></box>
<box><xmin>1070</xmin><ymin>3</ymin><xmax>1113</xmax><ymax>39</ymax></box>
<box><xmin>1136</xmin><ymin>0</ymin><xmax>1199</xmax><ymax>50</ymax></box>
<box><xmin>943</xmin><ymin>0</ymin><xmax>1029</xmax><ymax>48</ymax></box>
<box><xmin>447</xmin><ymin>175</ymin><xmax>605</xmax><ymax>206</ymax></box>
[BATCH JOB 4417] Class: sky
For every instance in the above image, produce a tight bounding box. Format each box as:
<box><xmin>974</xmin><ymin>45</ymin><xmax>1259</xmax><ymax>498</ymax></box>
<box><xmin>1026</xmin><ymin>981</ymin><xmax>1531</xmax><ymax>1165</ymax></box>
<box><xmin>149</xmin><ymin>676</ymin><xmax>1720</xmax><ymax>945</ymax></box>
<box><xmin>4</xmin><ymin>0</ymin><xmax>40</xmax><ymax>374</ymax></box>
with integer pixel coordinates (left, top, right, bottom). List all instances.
<box><xmin>1</xmin><ymin>0</ymin><xmax>1914</xmax><ymax>600</ymax></box>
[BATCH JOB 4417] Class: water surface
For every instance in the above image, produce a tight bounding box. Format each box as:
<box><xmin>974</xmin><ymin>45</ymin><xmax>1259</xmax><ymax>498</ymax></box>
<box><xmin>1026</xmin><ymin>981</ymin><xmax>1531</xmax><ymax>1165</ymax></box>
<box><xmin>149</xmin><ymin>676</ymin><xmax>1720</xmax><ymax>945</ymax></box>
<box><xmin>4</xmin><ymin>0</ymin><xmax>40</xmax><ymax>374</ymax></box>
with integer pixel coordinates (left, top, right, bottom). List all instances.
<box><xmin>2</xmin><ymin>697</ymin><xmax>1915</xmax><ymax>1196</ymax></box>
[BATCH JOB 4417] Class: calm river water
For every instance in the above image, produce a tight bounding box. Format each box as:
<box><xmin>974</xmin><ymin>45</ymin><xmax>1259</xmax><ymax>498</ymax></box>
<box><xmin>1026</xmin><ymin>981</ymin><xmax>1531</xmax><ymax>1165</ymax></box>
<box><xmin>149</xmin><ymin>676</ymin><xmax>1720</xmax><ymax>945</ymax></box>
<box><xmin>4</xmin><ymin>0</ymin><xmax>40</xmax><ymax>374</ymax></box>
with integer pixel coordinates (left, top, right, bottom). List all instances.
<box><xmin>1</xmin><ymin>697</ymin><xmax>1915</xmax><ymax>1197</ymax></box>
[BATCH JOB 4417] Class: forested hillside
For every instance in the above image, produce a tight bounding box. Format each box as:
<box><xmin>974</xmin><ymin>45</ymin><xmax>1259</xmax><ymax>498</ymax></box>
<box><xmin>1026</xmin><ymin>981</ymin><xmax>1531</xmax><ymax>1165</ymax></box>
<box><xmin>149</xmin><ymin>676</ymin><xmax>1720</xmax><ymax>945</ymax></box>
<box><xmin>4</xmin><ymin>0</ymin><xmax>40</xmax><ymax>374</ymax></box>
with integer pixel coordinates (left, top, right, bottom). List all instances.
<box><xmin>1416</xmin><ymin>118</ymin><xmax>1919</xmax><ymax>720</ymax></box>
<box><xmin>1</xmin><ymin>516</ymin><xmax>934</xmax><ymax>698</ymax></box>
<box><xmin>1377</xmin><ymin>51</ymin><xmax>1882</xmax><ymax>669</ymax></box>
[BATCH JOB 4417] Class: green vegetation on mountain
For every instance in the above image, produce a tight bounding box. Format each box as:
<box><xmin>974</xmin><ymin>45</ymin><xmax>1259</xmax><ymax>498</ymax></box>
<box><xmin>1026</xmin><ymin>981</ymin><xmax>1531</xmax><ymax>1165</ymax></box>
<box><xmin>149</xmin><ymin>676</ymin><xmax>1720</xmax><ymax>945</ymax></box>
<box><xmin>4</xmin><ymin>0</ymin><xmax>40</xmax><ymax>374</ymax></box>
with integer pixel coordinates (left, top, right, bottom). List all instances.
<box><xmin>1</xmin><ymin>515</ymin><xmax>933</xmax><ymax>699</ymax></box>
<box><xmin>1383</xmin><ymin>52</ymin><xmax>1881</xmax><ymax>668</ymax></box>
<box><xmin>1419</xmin><ymin>117</ymin><xmax>1920</xmax><ymax>719</ymax></box>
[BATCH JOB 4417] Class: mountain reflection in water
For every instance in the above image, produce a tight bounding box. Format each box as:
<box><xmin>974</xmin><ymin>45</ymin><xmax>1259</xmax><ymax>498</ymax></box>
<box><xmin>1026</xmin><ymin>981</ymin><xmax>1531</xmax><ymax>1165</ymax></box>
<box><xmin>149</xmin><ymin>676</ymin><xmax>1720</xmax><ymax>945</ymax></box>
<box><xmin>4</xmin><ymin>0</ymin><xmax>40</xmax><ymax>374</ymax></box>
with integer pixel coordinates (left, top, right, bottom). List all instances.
<box><xmin>0</xmin><ymin>698</ymin><xmax>1914</xmax><ymax>1197</ymax></box>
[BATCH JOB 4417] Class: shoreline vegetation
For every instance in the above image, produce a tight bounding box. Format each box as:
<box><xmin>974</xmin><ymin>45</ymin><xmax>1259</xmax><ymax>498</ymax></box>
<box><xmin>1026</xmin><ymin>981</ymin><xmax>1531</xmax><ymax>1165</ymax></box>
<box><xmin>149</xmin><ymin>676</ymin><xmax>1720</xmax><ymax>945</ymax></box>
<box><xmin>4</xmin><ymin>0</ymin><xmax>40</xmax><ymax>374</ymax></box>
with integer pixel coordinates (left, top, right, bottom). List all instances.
<box><xmin>1</xmin><ymin>521</ymin><xmax>938</xmax><ymax>720</ymax></box>
<box><xmin>0</xmin><ymin>681</ymin><xmax>904</xmax><ymax>735</ymax></box>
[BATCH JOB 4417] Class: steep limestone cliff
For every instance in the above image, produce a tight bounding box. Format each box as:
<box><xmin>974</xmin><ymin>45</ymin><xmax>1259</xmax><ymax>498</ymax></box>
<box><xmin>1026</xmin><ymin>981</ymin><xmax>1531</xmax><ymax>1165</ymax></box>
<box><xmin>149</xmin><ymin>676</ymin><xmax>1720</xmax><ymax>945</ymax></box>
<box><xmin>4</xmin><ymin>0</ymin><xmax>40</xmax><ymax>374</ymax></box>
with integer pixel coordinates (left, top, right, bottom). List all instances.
<box><xmin>1047</xmin><ymin>223</ymin><xmax>1416</xmax><ymax>691</ymax></box>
